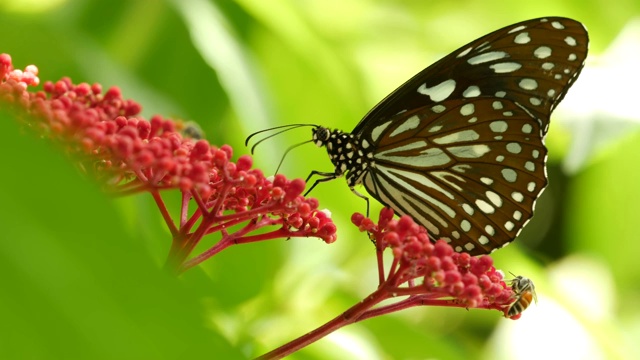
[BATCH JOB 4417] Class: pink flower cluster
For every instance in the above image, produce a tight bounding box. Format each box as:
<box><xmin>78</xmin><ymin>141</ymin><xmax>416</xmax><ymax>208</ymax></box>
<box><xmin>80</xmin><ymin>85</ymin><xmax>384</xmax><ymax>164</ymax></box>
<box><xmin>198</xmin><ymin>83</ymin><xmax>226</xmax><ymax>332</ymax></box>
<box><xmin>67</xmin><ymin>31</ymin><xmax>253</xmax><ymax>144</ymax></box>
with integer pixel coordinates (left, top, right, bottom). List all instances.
<box><xmin>352</xmin><ymin>208</ymin><xmax>515</xmax><ymax>314</ymax></box>
<box><xmin>0</xmin><ymin>53</ymin><xmax>336</xmax><ymax>271</ymax></box>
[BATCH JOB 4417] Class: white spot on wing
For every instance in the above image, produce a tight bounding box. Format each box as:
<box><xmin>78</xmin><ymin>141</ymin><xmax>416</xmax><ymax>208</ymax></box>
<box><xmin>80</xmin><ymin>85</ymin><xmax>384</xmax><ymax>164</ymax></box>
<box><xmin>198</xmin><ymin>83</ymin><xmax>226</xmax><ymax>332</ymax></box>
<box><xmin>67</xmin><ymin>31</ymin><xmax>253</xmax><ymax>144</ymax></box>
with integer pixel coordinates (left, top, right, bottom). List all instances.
<box><xmin>432</xmin><ymin>104</ymin><xmax>446</xmax><ymax>113</ymax></box>
<box><xmin>505</xmin><ymin>221</ymin><xmax>515</xmax><ymax>231</ymax></box>
<box><xmin>467</xmin><ymin>51</ymin><xmax>509</xmax><ymax>65</ymax></box>
<box><xmin>485</xmin><ymin>225</ymin><xmax>495</xmax><ymax>236</ymax></box>
<box><xmin>486</xmin><ymin>191</ymin><xmax>503</xmax><ymax>207</ymax></box>
<box><xmin>534</xmin><ymin>46</ymin><xmax>552</xmax><ymax>59</ymax></box>
<box><xmin>514</xmin><ymin>32</ymin><xmax>531</xmax><ymax>44</ymax></box>
<box><xmin>506</xmin><ymin>142</ymin><xmax>522</xmax><ymax>154</ymax></box>
<box><xmin>376</xmin><ymin>146</ymin><xmax>451</xmax><ymax>168</ymax></box>
<box><xmin>418</xmin><ymin>79</ymin><xmax>457</xmax><ymax>102</ymax></box>
<box><xmin>446</xmin><ymin>144</ymin><xmax>491</xmax><ymax>158</ymax></box>
<box><xmin>490</xmin><ymin>62</ymin><xmax>522</xmax><ymax>73</ymax></box>
<box><xmin>433</xmin><ymin>129</ymin><xmax>480</xmax><ymax>144</ymax></box>
<box><xmin>460</xmin><ymin>103</ymin><xmax>475</xmax><ymax>116</ymax></box>
<box><xmin>452</xmin><ymin>164</ymin><xmax>471</xmax><ymax>173</ymax></box>
<box><xmin>508</xmin><ymin>25</ymin><xmax>527</xmax><ymax>34</ymax></box>
<box><xmin>462</xmin><ymin>203</ymin><xmax>474</xmax><ymax>215</ymax></box>
<box><xmin>502</xmin><ymin>168</ymin><xmax>517</xmax><ymax>182</ymax></box>
<box><xmin>476</xmin><ymin>199</ymin><xmax>495</xmax><ymax>214</ymax></box>
<box><xmin>371</xmin><ymin>120</ymin><xmax>392</xmax><ymax>142</ymax></box>
<box><xmin>490</xmin><ymin>121</ymin><xmax>508</xmax><ymax>133</ymax></box>
<box><xmin>542</xmin><ymin>62</ymin><xmax>554</xmax><ymax>70</ymax></box>
<box><xmin>480</xmin><ymin>177</ymin><xmax>494</xmax><ymax>185</ymax></box>
<box><xmin>463</xmin><ymin>86</ymin><xmax>481</xmax><ymax>97</ymax></box>
<box><xmin>461</xmin><ymin>220</ymin><xmax>471</xmax><ymax>232</ymax></box>
<box><xmin>457</xmin><ymin>46</ymin><xmax>473</xmax><ymax>58</ymax></box>
<box><xmin>513</xmin><ymin>210</ymin><xmax>522</xmax><ymax>220</ymax></box>
<box><xmin>525</xmin><ymin>161</ymin><xmax>535</xmax><ymax>171</ymax></box>
<box><xmin>511</xmin><ymin>191</ymin><xmax>524</xmax><ymax>202</ymax></box>
<box><xmin>519</xmin><ymin>78</ymin><xmax>538</xmax><ymax>90</ymax></box>
<box><xmin>433</xmin><ymin>171</ymin><xmax>465</xmax><ymax>192</ymax></box>
<box><xmin>377</xmin><ymin>140</ymin><xmax>427</xmax><ymax>153</ymax></box>
<box><xmin>389</xmin><ymin>115</ymin><xmax>420</xmax><ymax>137</ymax></box>
<box><xmin>565</xmin><ymin>36</ymin><xmax>577</xmax><ymax>46</ymax></box>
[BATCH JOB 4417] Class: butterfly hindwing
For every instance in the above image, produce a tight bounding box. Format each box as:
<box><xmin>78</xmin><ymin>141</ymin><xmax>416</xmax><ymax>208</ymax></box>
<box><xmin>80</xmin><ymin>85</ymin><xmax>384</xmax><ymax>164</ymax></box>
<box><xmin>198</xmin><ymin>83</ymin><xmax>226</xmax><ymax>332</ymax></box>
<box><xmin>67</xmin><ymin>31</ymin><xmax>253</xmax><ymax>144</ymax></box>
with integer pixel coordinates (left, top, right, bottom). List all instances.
<box><xmin>361</xmin><ymin>98</ymin><xmax>547</xmax><ymax>254</ymax></box>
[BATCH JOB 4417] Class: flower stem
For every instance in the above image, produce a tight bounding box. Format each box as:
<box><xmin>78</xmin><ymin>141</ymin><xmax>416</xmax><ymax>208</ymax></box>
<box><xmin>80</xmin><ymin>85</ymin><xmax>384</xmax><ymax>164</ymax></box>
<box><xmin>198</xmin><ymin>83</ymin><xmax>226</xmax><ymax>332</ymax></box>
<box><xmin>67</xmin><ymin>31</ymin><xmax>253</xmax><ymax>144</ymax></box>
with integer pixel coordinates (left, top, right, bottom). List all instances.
<box><xmin>150</xmin><ymin>189</ymin><xmax>178</xmax><ymax>236</ymax></box>
<box><xmin>255</xmin><ymin>286</ymin><xmax>390</xmax><ymax>360</ymax></box>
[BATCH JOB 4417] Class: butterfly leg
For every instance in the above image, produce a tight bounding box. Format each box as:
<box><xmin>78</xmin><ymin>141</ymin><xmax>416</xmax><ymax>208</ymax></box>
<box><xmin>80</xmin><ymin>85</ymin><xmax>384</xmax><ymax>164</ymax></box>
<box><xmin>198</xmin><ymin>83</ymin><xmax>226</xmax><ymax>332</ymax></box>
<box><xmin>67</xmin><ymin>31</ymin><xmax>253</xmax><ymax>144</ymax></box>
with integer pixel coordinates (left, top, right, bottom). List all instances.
<box><xmin>304</xmin><ymin>170</ymin><xmax>338</xmax><ymax>196</ymax></box>
<box><xmin>349</xmin><ymin>187</ymin><xmax>370</xmax><ymax>217</ymax></box>
<box><xmin>305</xmin><ymin>170</ymin><xmax>371</xmax><ymax>217</ymax></box>
<box><xmin>349</xmin><ymin>187</ymin><xmax>379</xmax><ymax>246</ymax></box>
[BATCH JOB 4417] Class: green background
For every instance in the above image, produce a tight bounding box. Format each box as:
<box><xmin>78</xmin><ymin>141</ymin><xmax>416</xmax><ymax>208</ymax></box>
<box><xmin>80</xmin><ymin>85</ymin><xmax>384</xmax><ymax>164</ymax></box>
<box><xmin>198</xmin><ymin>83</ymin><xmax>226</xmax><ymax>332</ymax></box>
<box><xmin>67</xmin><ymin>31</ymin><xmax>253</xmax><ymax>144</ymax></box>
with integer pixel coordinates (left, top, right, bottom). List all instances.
<box><xmin>1</xmin><ymin>0</ymin><xmax>638</xmax><ymax>359</ymax></box>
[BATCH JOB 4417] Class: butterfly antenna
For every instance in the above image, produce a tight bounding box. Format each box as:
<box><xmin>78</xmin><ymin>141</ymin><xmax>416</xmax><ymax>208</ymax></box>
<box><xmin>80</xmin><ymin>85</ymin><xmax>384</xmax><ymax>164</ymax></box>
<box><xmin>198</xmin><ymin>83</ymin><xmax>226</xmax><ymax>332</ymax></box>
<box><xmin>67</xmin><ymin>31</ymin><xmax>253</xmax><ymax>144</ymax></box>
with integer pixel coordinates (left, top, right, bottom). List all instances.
<box><xmin>274</xmin><ymin>139</ymin><xmax>315</xmax><ymax>174</ymax></box>
<box><xmin>245</xmin><ymin>124</ymin><xmax>316</xmax><ymax>153</ymax></box>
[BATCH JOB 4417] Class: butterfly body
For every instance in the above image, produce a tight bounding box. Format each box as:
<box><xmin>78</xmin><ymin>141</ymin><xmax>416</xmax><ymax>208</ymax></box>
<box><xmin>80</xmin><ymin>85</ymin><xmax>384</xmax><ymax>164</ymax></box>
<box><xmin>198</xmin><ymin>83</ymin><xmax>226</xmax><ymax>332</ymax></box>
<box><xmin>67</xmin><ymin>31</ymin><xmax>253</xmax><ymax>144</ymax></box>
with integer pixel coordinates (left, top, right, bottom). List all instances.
<box><xmin>310</xmin><ymin>17</ymin><xmax>588</xmax><ymax>255</ymax></box>
<box><xmin>312</xmin><ymin>127</ymin><xmax>371</xmax><ymax>187</ymax></box>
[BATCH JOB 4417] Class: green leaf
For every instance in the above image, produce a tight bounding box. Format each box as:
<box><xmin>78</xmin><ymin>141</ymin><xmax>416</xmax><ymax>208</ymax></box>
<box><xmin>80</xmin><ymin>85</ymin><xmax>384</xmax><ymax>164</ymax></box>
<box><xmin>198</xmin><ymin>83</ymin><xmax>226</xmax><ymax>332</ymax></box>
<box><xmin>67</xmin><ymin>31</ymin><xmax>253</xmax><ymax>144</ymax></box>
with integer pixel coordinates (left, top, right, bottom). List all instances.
<box><xmin>0</xmin><ymin>109</ymin><xmax>243</xmax><ymax>359</ymax></box>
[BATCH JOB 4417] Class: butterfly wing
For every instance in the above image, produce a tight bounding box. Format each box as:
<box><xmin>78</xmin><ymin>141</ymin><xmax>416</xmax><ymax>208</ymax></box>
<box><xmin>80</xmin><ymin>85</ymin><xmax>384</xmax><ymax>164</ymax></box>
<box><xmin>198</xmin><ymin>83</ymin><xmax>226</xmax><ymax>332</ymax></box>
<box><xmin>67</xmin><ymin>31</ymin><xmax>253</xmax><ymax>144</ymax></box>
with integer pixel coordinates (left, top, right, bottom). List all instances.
<box><xmin>361</xmin><ymin>98</ymin><xmax>547</xmax><ymax>254</ymax></box>
<box><xmin>353</xmin><ymin>17</ymin><xmax>588</xmax><ymax>137</ymax></box>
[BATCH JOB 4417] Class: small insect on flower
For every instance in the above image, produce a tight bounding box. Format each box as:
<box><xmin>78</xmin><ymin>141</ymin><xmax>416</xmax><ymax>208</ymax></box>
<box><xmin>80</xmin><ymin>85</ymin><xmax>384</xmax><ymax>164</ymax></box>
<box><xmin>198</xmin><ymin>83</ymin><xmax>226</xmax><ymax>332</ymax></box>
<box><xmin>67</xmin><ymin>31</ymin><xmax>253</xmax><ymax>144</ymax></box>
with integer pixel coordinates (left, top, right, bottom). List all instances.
<box><xmin>178</xmin><ymin>120</ymin><xmax>205</xmax><ymax>140</ymax></box>
<box><xmin>506</xmin><ymin>275</ymin><xmax>538</xmax><ymax>318</ymax></box>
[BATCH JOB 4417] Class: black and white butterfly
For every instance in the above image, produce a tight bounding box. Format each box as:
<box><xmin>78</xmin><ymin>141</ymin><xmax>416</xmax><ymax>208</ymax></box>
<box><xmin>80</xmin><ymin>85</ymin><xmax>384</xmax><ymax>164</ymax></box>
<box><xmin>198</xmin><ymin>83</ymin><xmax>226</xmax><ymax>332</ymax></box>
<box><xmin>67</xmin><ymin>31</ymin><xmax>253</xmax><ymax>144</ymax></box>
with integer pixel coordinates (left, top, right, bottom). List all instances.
<box><xmin>248</xmin><ymin>17</ymin><xmax>588</xmax><ymax>255</ymax></box>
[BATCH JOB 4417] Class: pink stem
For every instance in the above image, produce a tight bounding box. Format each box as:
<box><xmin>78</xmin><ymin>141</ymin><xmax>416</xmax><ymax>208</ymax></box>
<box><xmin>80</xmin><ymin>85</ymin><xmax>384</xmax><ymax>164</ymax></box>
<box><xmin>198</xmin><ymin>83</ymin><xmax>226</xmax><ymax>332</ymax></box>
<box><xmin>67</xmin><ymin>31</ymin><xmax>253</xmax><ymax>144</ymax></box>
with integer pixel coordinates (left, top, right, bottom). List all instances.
<box><xmin>255</xmin><ymin>287</ymin><xmax>390</xmax><ymax>360</ymax></box>
<box><xmin>356</xmin><ymin>297</ymin><xmax>466</xmax><ymax>322</ymax></box>
<box><xmin>179</xmin><ymin>227</ymin><xmax>291</xmax><ymax>273</ymax></box>
<box><xmin>180</xmin><ymin>191</ymin><xmax>191</xmax><ymax>227</ymax></box>
<box><xmin>150</xmin><ymin>189</ymin><xmax>178</xmax><ymax>236</ymax></box>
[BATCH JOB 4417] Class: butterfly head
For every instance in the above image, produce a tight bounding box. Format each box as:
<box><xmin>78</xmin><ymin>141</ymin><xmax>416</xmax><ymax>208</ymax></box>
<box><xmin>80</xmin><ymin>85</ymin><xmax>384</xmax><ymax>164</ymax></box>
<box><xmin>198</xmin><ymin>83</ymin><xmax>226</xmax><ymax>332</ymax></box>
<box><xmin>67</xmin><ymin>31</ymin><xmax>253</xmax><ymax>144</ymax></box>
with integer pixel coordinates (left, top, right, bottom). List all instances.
<box><xmin>312</xmin><ymin>126</ymin><xmax>331</xmax><ymax>146</ymax></box>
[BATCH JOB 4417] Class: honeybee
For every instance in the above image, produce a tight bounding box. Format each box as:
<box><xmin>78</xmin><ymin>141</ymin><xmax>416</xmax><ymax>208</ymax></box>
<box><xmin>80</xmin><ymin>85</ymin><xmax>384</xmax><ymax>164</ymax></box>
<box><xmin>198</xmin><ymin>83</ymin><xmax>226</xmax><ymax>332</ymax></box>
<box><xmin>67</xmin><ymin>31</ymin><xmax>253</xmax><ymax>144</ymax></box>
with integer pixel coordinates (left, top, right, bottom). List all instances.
<box><xmin>506</xmin><ymin>274</ymin><xmax>537</xmax><ymax>317</ymax></box>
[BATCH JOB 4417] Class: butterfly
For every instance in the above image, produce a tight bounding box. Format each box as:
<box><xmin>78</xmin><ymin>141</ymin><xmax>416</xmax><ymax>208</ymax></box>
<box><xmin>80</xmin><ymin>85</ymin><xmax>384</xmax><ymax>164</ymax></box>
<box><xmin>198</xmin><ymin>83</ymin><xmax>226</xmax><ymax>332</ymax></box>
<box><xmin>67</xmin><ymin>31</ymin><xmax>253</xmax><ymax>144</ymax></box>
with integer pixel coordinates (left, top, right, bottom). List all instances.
<box><xmin>248</xmin><ymin>17</ymin><xmax>588</xmax><ymax>255</ymax></box>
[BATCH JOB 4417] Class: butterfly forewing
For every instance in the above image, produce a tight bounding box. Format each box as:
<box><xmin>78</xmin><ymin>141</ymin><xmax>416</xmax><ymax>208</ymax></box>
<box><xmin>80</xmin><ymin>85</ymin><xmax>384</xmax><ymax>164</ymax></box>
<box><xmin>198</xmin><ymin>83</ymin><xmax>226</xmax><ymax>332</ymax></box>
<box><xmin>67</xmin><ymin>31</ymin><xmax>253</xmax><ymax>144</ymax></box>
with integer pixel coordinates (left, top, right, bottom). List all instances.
<box><xmin>361</xmin><ymin>98</ymin><xmax>547</xmax><ymax>254</ymax></box>
<box><xmin>354</xmin><ymin>17</ymin><xmax>588</xmax><ymax>136</ymax></box>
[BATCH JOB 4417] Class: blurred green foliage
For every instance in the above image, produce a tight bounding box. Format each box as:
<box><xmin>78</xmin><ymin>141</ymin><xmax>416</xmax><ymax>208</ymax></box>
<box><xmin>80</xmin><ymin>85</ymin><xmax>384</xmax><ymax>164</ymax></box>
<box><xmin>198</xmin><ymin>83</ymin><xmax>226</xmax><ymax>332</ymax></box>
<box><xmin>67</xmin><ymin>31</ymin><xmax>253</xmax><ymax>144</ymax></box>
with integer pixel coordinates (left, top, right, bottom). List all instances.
<box><xmin>1</xmin><ymin>0</ymin><xmax>639</xmax><ymax>359</ymax></box>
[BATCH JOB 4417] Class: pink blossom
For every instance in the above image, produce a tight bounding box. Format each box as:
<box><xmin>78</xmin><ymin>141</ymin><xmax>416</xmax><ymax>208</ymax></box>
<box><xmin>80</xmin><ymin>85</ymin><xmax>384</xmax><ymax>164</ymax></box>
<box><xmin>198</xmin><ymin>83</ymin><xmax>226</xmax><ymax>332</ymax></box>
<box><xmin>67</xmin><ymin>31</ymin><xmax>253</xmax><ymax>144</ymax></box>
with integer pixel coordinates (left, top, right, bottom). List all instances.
<box><xmin>0</xmin><ymin>53</ymin><xmax>337</xmax><ymax>272</ymax></box>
